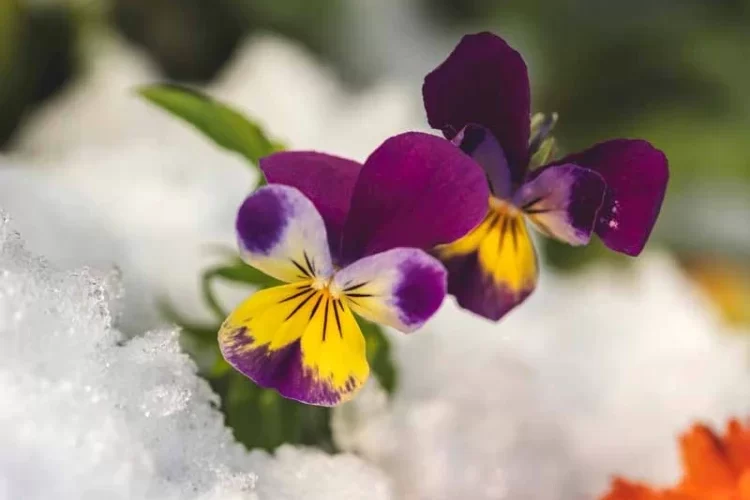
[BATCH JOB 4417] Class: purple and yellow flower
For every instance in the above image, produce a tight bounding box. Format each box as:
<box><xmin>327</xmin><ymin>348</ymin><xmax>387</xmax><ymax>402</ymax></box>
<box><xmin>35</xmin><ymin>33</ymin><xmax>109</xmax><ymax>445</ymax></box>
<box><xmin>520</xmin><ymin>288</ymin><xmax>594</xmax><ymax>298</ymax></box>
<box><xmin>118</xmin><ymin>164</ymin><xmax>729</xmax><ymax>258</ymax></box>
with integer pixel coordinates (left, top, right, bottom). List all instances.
<box><xmin>219</xmin><ymin>132</ymin><xmax>489</xmax><ymax>406</ymax></box>
<box><xmin>422</xmin><ymin>32</ymin><xmax>670</xmax><ymax>320</ymax></box>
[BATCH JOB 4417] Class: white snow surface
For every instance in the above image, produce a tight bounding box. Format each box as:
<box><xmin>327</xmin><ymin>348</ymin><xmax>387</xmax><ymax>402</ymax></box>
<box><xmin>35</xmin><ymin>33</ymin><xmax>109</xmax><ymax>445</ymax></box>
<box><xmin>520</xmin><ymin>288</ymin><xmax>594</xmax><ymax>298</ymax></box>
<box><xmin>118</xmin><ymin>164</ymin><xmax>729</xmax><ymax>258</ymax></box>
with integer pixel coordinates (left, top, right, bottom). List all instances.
<box><xmin>333</xmin><ymin>255</ymin><xmax>750</xmax><ymax>499</ymax></box>
<box><xmin>0</xmin><ymin>212</ymin><xmax>391</xmax><ymax>500</ymax></box>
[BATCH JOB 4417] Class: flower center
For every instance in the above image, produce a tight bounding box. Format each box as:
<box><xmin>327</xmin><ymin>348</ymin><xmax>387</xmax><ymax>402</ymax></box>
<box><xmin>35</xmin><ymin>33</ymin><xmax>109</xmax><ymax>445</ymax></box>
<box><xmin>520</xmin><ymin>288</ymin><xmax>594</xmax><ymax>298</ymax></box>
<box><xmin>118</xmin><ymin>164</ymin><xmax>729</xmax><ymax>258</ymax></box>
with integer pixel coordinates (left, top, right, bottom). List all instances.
<box><xmin>488</xmin><ymin>196</ymin><xmax>522</xmax><ymax>218</ymax></box>
<box><xmin>311</xmin><ymin>276</ymin><xmax>343</xmax><ymax>299</ymax></box>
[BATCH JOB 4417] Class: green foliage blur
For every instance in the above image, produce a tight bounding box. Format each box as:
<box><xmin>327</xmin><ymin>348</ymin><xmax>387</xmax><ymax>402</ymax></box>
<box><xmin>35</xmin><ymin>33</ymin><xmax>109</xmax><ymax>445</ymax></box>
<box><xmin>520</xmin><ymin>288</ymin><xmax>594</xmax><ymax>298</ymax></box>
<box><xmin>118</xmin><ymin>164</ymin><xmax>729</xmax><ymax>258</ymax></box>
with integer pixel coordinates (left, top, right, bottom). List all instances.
<box><xmin>0</xmin><ymin>0</ymin><xmax>343</xmax><ymax>146</ymax></box>
<box><xmin>0</xmin><ymin>0</ymin><xmax>77</xmax><ymax>145</ymax></box>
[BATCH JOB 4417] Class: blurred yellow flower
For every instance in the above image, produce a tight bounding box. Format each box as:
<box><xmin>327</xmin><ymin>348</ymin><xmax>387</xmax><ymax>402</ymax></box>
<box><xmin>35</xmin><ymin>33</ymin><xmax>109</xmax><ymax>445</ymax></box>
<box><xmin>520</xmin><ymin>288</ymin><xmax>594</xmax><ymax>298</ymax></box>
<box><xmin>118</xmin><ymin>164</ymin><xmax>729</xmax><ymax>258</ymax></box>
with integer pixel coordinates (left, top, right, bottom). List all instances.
<box><xmin>602</xmin><ymin>420</ymin><xmax>750</xmax><ymax>500</ymax></box>
<box><xmin>683</xmin><ymin>257</ymin><xmax>750</xmax><ymax>327</ymax></box>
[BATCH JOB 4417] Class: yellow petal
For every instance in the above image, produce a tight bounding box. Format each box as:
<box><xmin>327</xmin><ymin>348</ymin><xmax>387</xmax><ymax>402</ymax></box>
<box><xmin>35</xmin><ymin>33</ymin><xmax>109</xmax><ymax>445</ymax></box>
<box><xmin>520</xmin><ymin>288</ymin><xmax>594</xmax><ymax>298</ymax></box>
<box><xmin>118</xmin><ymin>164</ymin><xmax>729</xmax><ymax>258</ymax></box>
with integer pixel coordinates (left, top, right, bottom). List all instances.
<box><xmin>219</xmin><ymin>281</ymin><xmax>369</xmax><ymax>406</ymax></box>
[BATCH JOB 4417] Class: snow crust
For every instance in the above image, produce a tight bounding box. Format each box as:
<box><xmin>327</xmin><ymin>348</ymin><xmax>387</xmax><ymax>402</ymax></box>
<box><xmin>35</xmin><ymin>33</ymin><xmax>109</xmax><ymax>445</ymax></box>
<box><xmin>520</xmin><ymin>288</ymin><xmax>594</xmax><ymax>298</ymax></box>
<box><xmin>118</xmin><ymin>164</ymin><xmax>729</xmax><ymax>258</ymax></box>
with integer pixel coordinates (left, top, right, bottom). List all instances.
<box><xmin>0</xmin><ymin>213</ymin><xmax>391</xmax><ymax>500</ymax></box>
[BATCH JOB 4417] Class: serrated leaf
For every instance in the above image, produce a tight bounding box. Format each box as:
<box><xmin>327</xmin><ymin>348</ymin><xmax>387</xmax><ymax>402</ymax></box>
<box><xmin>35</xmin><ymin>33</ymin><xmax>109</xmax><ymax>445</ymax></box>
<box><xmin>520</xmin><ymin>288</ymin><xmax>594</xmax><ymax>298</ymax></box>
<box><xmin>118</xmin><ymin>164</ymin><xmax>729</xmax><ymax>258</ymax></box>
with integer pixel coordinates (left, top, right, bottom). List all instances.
<box><xmin>137</xmin><ymin>84</ymin><xmax>282</xmax><ymax>176</ymax></box>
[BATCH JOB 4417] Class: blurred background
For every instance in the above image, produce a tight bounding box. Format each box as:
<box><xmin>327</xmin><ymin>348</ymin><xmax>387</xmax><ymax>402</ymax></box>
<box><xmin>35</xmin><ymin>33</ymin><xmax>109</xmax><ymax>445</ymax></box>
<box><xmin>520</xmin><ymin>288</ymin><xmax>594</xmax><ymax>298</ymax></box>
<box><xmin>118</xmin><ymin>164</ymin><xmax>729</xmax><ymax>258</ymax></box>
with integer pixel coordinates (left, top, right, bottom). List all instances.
<box><xmin>1</xmin><ymin>0</ymin><xmax>749</xmax><ymax>318</ymax></box>
<box><xmin>1</xmin><ymin>0</ymin><xmax>750</xmax><ymax>498</ymax></box>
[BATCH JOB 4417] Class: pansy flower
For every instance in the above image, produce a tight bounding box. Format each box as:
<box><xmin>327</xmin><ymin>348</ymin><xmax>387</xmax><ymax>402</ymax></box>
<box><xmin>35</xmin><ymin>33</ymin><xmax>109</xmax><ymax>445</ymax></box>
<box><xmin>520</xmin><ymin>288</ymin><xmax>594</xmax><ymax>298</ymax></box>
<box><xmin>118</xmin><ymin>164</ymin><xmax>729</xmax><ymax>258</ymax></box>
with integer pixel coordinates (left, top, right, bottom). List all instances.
<box><xmin>423</xmin><ymin>32</ymin><xmax>670</xmax><ymax>320</ymax></box>
<box><xmin>219</xmin><ymin>132</ymin><xmax>489</xmax><ymax>405</ymax></box>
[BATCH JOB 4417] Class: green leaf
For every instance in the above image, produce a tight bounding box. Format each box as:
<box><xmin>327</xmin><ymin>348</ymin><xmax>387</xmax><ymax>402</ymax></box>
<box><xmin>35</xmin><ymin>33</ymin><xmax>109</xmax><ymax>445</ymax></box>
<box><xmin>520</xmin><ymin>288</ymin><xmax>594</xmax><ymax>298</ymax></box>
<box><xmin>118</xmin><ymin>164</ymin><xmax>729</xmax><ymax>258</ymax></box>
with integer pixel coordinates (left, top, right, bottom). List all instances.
<box><xmin>218</xmin><ymin>370</ymin><xmax>334</xmax><ymax>452</ymax></box>
<box><xmin>211</xmin><ymin>258</ymin><xmax>282</xmax><ymax>287</ymax></box>
<box><xmin>357</xmin><ymin>317</ymin><xmax>397</xmax><ymax>394</ymax></box>
<box><xmin>201</xmin><ymin>259</ymin><xmax>282</xmax><ymax>320</ymax></box>
<box><xmin>137</xmin><ymin>84</ymin><xmax>282</xmax><ymax>175</ymax></box>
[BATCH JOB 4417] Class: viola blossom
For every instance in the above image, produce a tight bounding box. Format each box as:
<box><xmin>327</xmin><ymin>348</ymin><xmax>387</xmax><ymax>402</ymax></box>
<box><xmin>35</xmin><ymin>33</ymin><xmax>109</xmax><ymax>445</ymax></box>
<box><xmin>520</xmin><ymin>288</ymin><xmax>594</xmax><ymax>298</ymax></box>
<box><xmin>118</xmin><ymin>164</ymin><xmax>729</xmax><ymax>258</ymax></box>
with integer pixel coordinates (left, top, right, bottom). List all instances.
<box><xmin>219</xmin><ymin>132</ymin><xmax>489</xmax><ymax>406</ymax></box>
<box><xmin>602</xmin><ymin>419</ymin><xmax>750</xmax><ymax>500</ymax></box>
<box><xmin>423</xmin><ymin>32</ymin><xmax>670</xmax><ymax>320</ymax></box>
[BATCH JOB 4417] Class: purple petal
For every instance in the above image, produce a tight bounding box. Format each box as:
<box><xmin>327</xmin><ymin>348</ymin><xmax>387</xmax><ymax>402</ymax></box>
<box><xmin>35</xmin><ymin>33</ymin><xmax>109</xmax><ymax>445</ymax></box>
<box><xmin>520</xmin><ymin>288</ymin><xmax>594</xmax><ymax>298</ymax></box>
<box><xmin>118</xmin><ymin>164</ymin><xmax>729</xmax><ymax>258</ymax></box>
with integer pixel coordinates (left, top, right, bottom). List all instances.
<box><xmin>514</xmin><ymin>164</ymin><xmax>606</xmax><ymax>246</ymax></box>
<box><xmin>219</xmin><ymin>283</ymin><xmax>369</xmax><ymax>406</ymax></box>
<box><xmin>423</xmin><ymin>32</ymin><xmax>531</xmax><ymax>182</ymax></box>
<box><xmin>436</xmin><ymin>208</ymin><xmax>538</xmax><ymax>321</ymax></box>
<box><xmin>453</xmin><ymin>124</ymin><xmax>513</xmax><ymax>199</ymax></box>
<box><xmin>333</xmin><ymin>248</ymin><xmax>447</xmax><ymax>333</ymax></box>
<box><xmin>550</xmin><ymin>139</ymin><xmax>669</xmax><ymax>255</ymax></box>
<box><xmin>236</xmin><ymin>185</ymin><xmax>333</xmax><ymax>283</ymax></box>
<box><xmin>442</xmin><ymin>253</ymin><xmax>535</xmax><ymax>321</ymax></box>
<box><xmin>341</xmin><ymin>132</ymin><xmax>490</xmax><ymax>263</ymax></box>
<box><xmin>260</xmin><ymin>151</ymin><xmax>362</xmax><ymax>260</ymax></box>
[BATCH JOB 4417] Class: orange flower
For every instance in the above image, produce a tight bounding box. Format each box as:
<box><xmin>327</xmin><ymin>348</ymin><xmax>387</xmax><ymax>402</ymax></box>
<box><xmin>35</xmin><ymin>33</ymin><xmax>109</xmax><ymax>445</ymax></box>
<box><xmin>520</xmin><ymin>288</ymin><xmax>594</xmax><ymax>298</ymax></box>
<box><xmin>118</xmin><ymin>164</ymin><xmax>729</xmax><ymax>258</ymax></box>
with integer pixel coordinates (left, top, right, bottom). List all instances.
<box><xmin>602</xmin><ymin>420</ymin><xmax>750</xmax><ymax>500</ymax></box>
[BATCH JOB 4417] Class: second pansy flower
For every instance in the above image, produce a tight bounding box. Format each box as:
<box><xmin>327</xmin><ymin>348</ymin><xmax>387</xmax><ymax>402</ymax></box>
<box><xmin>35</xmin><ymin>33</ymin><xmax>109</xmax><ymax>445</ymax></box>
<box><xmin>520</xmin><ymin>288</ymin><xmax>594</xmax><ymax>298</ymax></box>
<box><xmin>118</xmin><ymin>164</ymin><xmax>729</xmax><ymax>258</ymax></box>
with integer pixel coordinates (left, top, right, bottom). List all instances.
<box><xmin>423</xmin><ymin>32</ymin><xmax>670</xmax><ymax>321</ymax></box>
<box><xmin>220</xmin><ymin>132</ymin><xmax>489</xmax><ymax>406</ymax></box>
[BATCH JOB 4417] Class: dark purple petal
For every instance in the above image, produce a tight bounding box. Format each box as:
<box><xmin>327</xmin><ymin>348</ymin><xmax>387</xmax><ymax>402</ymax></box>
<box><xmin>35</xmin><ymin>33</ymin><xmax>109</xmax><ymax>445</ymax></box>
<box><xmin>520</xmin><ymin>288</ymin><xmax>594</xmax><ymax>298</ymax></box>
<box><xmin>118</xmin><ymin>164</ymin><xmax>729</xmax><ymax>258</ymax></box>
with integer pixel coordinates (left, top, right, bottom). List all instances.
<box><xmin>236</xmin><ymin>185</ymin><xmax>333</xmax><ymax>283</ymax></box>
<box><xmin>221</xmin><ymin>334</ymin><xmax>350</xmax><ymax>406</ymax></box>
<box><xmin>453</xmin><ymin>124</ymin><xmax>513</xmax><ymax>199</ymax></box>
<box><xmin>340</xmin><ymin>132</ymin><xmax>490</xmax><ymax>263</ymax></box>
<box><xmin>333</xmin><ymin>248</ymin><xmax>447</xmax><ymax>333</ymax></box>
<box><xmin>550</xmin><ymin>139</ymin><xmax>669</xmax><ymax>255</ymax></box>
<box><xmin>260</xmin><ymin>151</ymin><xmax>362</xmax><ymax>260</ymax></box>
<box><xmin>219</xmin><ymin>283</ymin><xmax>369</xmax><ymax>406</ymax></box>
<box><xmin>514</xmin><ymin>164</ymin><xmax>606</xmax><ymax>245</ymax></box>
<box><xmin>423</xmin><ymin>32</ymin><xmax>531</xmax><ymax>182</ymax></box>
<box><xmin>442</xmin><ymin>252</ymin><xmax>535</xmax><ymax>321</ymax></box>
<box><xmin>435</xmin><ymin>210</ymin><xmax>538</xmax><ymax>321</ymax></box>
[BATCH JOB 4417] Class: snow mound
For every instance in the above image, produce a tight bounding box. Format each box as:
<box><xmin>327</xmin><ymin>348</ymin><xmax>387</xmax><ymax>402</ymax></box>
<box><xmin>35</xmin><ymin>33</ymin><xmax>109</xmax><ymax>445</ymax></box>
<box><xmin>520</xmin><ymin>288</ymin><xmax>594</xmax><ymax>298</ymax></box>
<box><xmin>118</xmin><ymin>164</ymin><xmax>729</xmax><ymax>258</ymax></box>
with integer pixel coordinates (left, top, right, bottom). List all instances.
<box><xmin>334</xmin><ymin>254</ymin><xmax>750</xmax><ymax>499</ymax></box>
<box><xmin>0</xmin><ymin>212</ymin><xmax>391</xmax><ymax>500</ymax></box>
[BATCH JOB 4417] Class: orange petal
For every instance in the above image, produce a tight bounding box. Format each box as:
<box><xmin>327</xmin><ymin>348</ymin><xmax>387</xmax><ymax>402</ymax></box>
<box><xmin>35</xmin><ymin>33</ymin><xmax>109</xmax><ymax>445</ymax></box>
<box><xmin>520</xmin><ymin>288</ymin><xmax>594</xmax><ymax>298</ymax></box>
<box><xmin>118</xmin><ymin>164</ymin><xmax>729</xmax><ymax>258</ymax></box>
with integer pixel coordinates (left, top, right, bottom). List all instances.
<box><xmin>601</xmin><ymin>478</ymin><xmax>690</xmax><ymax>500</ymax></box>
<box><xmin>602</xmin><ymin>479</ymin><xmax>663</xmax><ymax>500</ymax></box>
<box><xmin>724</xmin><ymin>420</ymin><xmax>750</xmax><ymax>473</ymax></box>
<box><xmin>738</xmin><ymin>472</ymin><xmax>750</xmax><ymax>500</ymax></box>
<box><xmin>601</xmin><ymin>420</ymin><xmax>750</xmax><ymax>500</ymax></box>
<box><xmin>679</xmin><ymin>424</ymin><xmax>736</xmax><ymax>491</ymax></box>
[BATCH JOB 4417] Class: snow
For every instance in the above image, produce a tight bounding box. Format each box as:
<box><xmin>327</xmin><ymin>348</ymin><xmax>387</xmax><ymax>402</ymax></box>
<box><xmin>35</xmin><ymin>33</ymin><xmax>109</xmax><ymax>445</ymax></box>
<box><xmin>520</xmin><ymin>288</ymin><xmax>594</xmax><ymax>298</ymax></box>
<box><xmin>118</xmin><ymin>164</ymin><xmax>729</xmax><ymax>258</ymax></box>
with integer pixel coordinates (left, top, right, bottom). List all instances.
<box><xmin>0</xmin><ymin>212</ymin><xmax>392</xmax><ymax>500</ymax></box>
<box><xmin>333</xmin><ymin>254</ymin><xmax>750</xmax><ymax>499</ymax></box>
